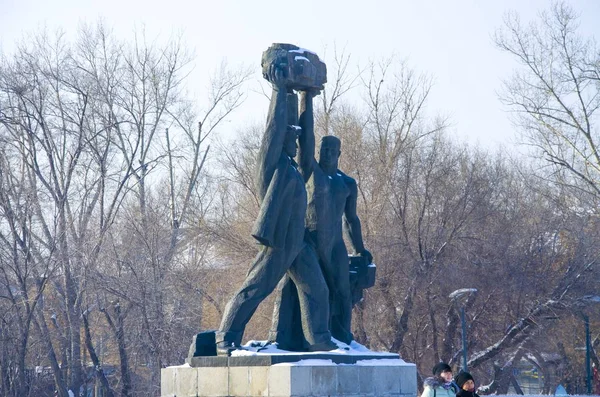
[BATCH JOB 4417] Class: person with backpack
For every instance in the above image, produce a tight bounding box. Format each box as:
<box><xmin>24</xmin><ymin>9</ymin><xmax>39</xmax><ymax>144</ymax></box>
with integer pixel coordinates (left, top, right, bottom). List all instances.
<box><xmin>421</xmin><ymin>362</ymin><xmax>459</xmax><ymax>397</ymax></box>
<box><xmin>455</xmin><ymin>371</ymin><xmax>480</xmax><ymax>397</ymax></box>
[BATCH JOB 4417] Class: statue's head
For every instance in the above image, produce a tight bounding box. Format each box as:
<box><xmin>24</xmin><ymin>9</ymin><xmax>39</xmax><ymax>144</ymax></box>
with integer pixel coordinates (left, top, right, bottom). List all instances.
<box><xmin>284</xmin><ymin>125</ymin><xmax>301</xmax><ymax>158</ymax></box>
<box><xmin>319</xmin><ymin>135</ymin><xmax>341</xmax><ymax>170</ymax></box>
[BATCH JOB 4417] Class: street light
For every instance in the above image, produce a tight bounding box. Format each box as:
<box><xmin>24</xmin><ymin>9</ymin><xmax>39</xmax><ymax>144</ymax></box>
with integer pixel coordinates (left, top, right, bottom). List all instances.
<box><xmin>578</xmin><ymin>295</ymin><xmax>600</xmax><ymax>395</ymax></box>
<box><xmin>449</xmin><ymin>288</ymin><xmax>478</xmax><ymax>372</ymax></box>
<box><xmin>583</xmin><ymin>313</ymin><xmax>592</xmax><ymax>395</ymax></box>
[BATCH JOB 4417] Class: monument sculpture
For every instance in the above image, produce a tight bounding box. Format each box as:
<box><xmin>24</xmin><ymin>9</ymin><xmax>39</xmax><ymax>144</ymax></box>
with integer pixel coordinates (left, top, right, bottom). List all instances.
<box><xmin>215</xmin><ymin>43</ymin><xmax>336</xmax><ymax>356</ymax></box>
<box><xmin>162</xmin><ymin>44</ymin><xmax>416</xmax><ymax>397</ymax></box>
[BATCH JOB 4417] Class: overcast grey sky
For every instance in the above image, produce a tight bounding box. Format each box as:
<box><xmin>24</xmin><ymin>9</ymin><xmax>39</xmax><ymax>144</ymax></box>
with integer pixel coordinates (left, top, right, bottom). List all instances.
<box><xmin>2</xmin><ymin>0</ymin><xmax>599</xmax><ymax>151</ymax></box>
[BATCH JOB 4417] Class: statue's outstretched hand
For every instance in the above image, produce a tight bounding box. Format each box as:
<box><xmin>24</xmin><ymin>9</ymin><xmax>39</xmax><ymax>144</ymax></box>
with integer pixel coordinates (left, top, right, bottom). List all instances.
<box><xmin>269</xmin><ymin>64</ymin><xmax>287</xmax><ymax>91</ymax></box>
<box><xmin>360</xmin><ymin>249</ymin><xmax>373</xmax><ymax>264</ymax></box>
<box><xmin>303</xmin><ymin>87</ymin><xmax>321</xmax><ymax>97</ymax></box>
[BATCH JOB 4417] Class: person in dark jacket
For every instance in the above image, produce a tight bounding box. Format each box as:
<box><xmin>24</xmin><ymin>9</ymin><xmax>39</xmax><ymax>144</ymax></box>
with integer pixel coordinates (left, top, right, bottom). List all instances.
<box><xmin>455</xmin><ymin>371</ymin><xmax>480</xmax><ymax>397</ymax></box>
<box><xmin>421</xmin><ymin>362</ymin><xmax>459</xmax><ymax>397</ymax></box>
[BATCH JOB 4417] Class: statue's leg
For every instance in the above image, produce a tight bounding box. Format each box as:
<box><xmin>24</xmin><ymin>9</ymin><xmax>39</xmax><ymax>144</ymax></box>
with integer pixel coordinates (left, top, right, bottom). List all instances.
<box><xmin>217</xmin><ymin>245</ymin><xmax>290</xmax><ymax>346</ymax></box>
<box><xmin>311</xmin><ymin>232</ymin><xmax>351</xmax><ymax>343</ymax></box>
<box><xmin>329</xmin><ymin>240</ymin><xmax>353</xmax><ymax>344</ymax></box>
<box><xmin>268</xmin><ymin>275</ymin><xmax>305</xmax><ymax>351</ymax></box>
<box><xmin>288</xmin><ymin>244</ymin><xmax>335</xmax><ymax>350</ymax></box>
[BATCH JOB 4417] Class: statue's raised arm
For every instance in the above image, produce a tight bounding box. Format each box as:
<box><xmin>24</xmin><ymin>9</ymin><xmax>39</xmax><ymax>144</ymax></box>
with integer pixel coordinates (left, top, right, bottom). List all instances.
<box><xmin>258</xmin><ymin>43</ymin><xmax>327</xmax><ymax>189</ymax></box>
<box><xmin>255</xmin><ymin>65</ymin><xmax>288</xmax><ymax>200</ymax></box>
<box><xmin>297</xmin><ymin>90</ymin><xmax>318</xmax><ymax>182</ymax></box>
<box><xmin>342</xmin><ymin>174</ymin><xmax>373</xmax><ymax>264</ymax></box>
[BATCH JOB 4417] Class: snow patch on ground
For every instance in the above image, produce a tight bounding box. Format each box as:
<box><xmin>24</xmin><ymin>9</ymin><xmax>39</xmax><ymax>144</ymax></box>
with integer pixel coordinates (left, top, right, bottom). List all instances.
<box><xmin>354</xmin><ymin>358</ymin><xmax>409</xmax><ymax>366</ymax></box>
<box><xmin>230</xmin><ymin>338</ymin><xmax>401</xmax><ymax>359</ymax></box>
<box><xmin>167</xmin><ymin>362</ymin><xmax>191</xmax><ymax>368</ymax></box>
<box><xmin>273</xmin><ymin>359</ymin><xmax>336</xmax><ymax>366</ymax></box>
<box><xmin>227</xmin><ymin>338</ymin><xmax>408</xmax><ymax>367</ymax></box>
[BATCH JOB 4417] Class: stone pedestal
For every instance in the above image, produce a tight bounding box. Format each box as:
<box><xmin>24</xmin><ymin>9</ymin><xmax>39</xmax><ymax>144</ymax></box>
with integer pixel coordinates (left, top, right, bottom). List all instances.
<box><xmin>161</xmin><ymin>355</ymin><xmax>417</xmax><ymax>397</ymax></box>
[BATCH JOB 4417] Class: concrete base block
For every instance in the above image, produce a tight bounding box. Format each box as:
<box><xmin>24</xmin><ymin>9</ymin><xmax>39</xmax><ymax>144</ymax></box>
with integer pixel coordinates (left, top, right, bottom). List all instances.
<box><xmin>229</xmin><ymin>366</ymin><xmax>249</xmax><ymax>396</ymax></box>
<box><xmin>198</xmin><ymin>366</ymin><xmax>229</xmax><ymax>397</ymax></box>
<box><xmin>175</xmin><ymin>367</ymin><xmax>199</xmax><ymax>397</ymax></box>
<box><xmin>249</xmin><ymin>366</ymin><xmax>269</xmax><ymax>396</ymax></box>
<box><xmin>162</xmin><ymin>358</ymin><xmax>417</xmax><ymax>397</ymax></box>
<box><xmin>161</xmin><ymin>367</ymin><xmax>176</xmax><ymax>397</ymax></box>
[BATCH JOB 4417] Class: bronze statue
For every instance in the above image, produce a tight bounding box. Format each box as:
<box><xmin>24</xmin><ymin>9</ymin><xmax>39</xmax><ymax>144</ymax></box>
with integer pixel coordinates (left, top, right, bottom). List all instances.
<box><xmin>215</xmin><ymin>46</ymin><xmax>336</xmax><ymax>355</ymax></box>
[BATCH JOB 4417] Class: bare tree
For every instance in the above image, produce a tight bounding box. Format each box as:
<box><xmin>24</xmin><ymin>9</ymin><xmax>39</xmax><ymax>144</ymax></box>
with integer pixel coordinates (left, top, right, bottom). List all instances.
<box><xmin>314</xmin><ymin>44</ymin><xmax>361</xmax><ymax>137</ymax></box>
<box><xmin>0</xmin><ymin>22</ymin><xmax>251</xmax><ymax>396</ymax></box>
<box><xmin>495</xmin><ymin>1</ymin><xmax>600</xmax><ymax>197</ymax></box>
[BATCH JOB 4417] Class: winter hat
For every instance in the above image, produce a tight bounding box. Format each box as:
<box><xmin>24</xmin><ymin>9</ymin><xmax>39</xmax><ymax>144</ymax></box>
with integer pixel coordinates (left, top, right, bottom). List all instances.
<box><xmin>432</xmin><ymin>362</ymin><xmax>452</xmax><ymax>376</ymax></box>
<box><xmin>455</xmin><ymin>371</ymin><xmax>474</xmax><ymax>388</ymax></box>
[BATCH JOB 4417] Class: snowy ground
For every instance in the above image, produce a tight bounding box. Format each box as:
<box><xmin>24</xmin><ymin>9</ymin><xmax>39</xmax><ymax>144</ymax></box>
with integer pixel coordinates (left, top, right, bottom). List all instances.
<box><xmin>231</xmin><ymin>338</ymin><xmax>401</xmax><ymax>358</ymax></box>
<box><xmin>227</xmin><ymin>338</ymin><xmax>407</xmax><ymax>366</ymax></box>
<box><xmin>168</xmin><ymin>338</ymin><xmax>408</xmax><ymax>369</ymax></box>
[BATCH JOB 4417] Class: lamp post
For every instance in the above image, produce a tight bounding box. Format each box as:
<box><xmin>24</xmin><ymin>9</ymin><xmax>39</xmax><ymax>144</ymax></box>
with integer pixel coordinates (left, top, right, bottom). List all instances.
<box><xmin>583</xmin><ymin>314</ymin><xmax>591</xmax><ymax>395</ymax></box>
<box><xmin>460</xmin><ymin>306</ymin><xmax>468</xmax><ymax>372</ymax></box>
<box><xmin>578</xmin><ymin>295</ymin><xmax>600</xmax><ymax>395</ymax></box>
<box><xmin>449</xmin><ymin>288</ymin><xmax>478</xmax><ymax>372</ymax></box>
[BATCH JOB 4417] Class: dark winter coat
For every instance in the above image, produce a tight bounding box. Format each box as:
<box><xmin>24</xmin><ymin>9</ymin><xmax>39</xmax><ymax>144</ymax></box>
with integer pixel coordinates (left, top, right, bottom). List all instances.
<box><xmin>421</xmin><ymin>376</ymin><xmax>458</xmax><ymax>397</ymax></box>
<box><xmin>251</xmin><ymin>154</ymin><xmax>307</xmax><ymax>252</ymax></box>
<box><xmin>456</xmin><ymin>389</ymin><xmax>480</xmax><ymax>397</ymax></box>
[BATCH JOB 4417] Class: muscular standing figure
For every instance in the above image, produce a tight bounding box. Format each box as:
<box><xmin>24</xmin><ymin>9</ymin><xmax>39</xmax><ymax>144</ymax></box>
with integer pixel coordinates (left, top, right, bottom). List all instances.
<box><xmin>215</xmin><ymin>66</ymin><xmax>335</xmax><ymax>355</ymax></box>
<box><xmin>270</xmin><ymin>90</ymin><xmax>372</xmax><ymax>349</ymax></box>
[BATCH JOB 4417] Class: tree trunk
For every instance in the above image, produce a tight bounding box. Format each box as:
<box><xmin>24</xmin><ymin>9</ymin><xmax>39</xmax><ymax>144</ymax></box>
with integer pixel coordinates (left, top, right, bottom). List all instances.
<box><xmin>103</xmin><ymin>304</ymin><xmax>132</xmax><ymax>397</ymax></box>
<box><xmin>35</xmin><ymin>310</ymin><xmax>69</xmax><ymax>397</ymax></box>
<box><xmin>82</xmin><ymin>314</ymin><xmax>115</xmax><ymax>397</ymax></box>
<box><xmin>426</xmin><ymin>288</ymin><xmax>440</xmax><ymax>362</ymax></box>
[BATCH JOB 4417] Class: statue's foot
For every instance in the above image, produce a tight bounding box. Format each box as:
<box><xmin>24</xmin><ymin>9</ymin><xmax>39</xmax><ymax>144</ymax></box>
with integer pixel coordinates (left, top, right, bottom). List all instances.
<box><xmin>256</xmin><ymin>341</ymin><xmax>275</xmax><ymax>352</ymax></box>
<box><xmin>216</xmin><ymin>341</ymin><xmax>236</xmax><ymax>356</ymax></box>
<box><xmin>306</xmin><ymin>340</ymin><xmax>338</xmax><ymax>352</ymax></box>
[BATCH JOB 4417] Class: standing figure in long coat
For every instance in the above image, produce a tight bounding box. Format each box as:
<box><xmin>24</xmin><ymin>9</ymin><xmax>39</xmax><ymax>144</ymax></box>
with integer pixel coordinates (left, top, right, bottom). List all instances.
<box><xmin>216</xmin><ymin>65</ymin><xmax>335</xmax><ymax>355</ymax></box>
